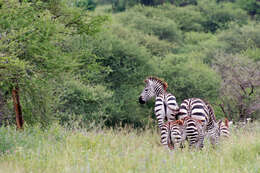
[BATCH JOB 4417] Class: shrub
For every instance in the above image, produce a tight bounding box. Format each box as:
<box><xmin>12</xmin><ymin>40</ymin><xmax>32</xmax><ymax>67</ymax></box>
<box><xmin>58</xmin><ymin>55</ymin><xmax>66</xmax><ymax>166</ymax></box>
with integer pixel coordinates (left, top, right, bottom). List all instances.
<box><xmin>236</xmin><ymin>0</ymin><xmax>260</xmax><ymax>18</ymax></box>
<box><xmin>165</xmin><ymin>5</ymin><xmax>205</xmax><ymax>32</ymax></box>
<box><xmin>119</xmin><ymin>9</ymin><xmax>182</xmax><ymax>43</ymax></box>
<box><xmin>75</xmin><ymin>0</ymin><xmax>97</xmax><ymax>11</ymax></box>
<box><xmin>198</xmin><ymin>1</ymin><xmax>248</xmax><ymax>32</ymax></box>
<box><xmin>112</xmin><ymin>0</ymin><xmax>127</xmax><ymax>12</ymax></box>
<box><xmin>56</xmin><ymin>79</ymin><xmax>113</xmax><ymax>127</ymax></box>
<box><xmin>159</xmin><ymin>55</ymin><xmax>221</xmax><ymax>104</ymax></box>
<box><xmin>218</xmin><ymin>23</ymin><xmax>260</xmax><ymax>53</ymax></box>
<box><xmin>173</xmin><ymin>0</ymin><xmax>197</xmax><ymax>6</ymax></box>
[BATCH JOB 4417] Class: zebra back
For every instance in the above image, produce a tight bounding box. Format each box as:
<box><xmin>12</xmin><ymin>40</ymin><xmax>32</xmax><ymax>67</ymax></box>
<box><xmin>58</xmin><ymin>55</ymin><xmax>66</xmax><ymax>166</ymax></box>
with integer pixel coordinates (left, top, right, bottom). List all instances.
<box><xmin>178</xmin><ymin>98</ymin><xmax>209</xmax><ymax>126</ymax></box>
<box><xmin>154</xmin><ymin>92</ymin><xmax>179</xmax><ymax>130</ymax></box>
<box><xmin>161</xmin><ymin>120</ymin><xmax>184</xmax><ymax>149</ymax></box>
<box><xmin>182</xmin><ymin>116</ymin><xmax>205</xmax><ymax>149</ymax></box>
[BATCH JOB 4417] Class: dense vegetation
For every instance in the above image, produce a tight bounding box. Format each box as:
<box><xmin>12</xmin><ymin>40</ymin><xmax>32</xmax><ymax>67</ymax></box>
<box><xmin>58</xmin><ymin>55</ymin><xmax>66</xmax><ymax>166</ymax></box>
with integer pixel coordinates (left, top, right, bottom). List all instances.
<box><xmin>0</xmin><ymin>0</ymin><xmax>260</xmax><ymax>128</ymax></box>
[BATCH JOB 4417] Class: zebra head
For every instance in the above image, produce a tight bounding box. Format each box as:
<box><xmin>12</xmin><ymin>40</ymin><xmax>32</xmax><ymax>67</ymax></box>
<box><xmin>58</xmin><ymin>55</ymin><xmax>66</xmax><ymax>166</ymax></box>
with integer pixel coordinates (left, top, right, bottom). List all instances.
<box><xmin>139</xmin><ymin>77</ymin><xmax>168</xmax><ymax>104</ymax></box>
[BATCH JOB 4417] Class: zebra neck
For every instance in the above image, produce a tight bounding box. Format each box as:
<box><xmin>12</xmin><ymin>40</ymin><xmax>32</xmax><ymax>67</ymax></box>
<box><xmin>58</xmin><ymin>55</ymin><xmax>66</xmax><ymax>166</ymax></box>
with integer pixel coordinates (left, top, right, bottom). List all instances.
<box><xmin>154</xmin><ymin>85</ymin><xmax>165</xmax><ymax>97</ymax></box>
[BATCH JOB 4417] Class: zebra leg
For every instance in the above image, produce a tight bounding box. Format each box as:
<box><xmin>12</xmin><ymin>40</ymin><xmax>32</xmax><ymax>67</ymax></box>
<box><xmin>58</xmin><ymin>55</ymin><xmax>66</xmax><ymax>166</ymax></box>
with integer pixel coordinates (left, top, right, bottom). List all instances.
<box><xmin>209</xmin><ymin>136</ymin><xmax>218</xmax><ymax>148</ymax></box>
<box><xmin>196</xmin><ymin>135</ymin><xmax>204</xmax><ymax>150</ymax></box>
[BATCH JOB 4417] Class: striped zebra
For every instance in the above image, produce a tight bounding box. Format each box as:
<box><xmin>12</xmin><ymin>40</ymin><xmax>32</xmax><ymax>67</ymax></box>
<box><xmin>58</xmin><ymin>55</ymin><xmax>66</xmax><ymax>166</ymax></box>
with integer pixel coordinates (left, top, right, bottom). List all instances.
<box><xmin>139</xmin><ymin>77</ymin><xmax>179</xmax><ymax>131</ymax></box>
<box><xmin>218</xmin><ymin>118</ymin><xmax>230</xmax><ymax>138</ymax></box>
<box><xmin>182</xmin><ymin>116</ymin><xmax>205</xmax><ymax>149</ymax></box>
<box><xmin>161</xmin><ymin>120</ymin><xmax>184</xmax><ymax>150</ymax></box>
<box><xmin>162</xmin><ymin>117</ymin><xmax>205</xmax><ymax>150</ymax></box>
<box><xmin>177</xmin><ymin>98</ymin><xmax>220</xmax><ymax>146</ymax></box>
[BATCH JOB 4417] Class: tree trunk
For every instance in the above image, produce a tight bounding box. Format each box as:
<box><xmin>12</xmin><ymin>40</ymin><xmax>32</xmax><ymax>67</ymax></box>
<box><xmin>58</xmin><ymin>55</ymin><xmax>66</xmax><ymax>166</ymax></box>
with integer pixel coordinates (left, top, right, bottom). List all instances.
<box><xmin>0</xmin><ymin>91</ymin><xmax>4</xmax><ymax>127</ymax></box>
<box><xmin>12</xmin><ymin>85</ymin><xmax>24</xmax><ymax>129</ymax></box>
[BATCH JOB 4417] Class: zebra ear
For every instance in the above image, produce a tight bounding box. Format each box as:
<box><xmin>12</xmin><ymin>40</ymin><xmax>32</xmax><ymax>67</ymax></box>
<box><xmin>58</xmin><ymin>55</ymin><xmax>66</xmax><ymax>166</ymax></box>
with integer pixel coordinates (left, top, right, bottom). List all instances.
<box><xmin>163</xmin><ymin>82</ymin><xmax>168</xmax><ymax>91</ymax></box>
<box><xmin>144</xmin><ymin>79</ymin><xmax>152</xmax><ymax>85</ymax></box>
<box><xmin>224</xmin><ymin>118</ymin><xmax>229</xmax><ymax>128</ymax></box>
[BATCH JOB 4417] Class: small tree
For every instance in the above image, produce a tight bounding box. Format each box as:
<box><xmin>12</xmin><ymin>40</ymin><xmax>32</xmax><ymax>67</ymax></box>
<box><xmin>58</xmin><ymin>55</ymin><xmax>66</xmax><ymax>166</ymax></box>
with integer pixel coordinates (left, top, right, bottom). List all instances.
<box><xmin>0</xmin><ymin>57</ymin><xmax>31</xmax><ymax>129</ymax></box>
<box><xmin>214</xmin><ymin>53</ymin><xmax>260</xmax><ymax>122</ymax></box>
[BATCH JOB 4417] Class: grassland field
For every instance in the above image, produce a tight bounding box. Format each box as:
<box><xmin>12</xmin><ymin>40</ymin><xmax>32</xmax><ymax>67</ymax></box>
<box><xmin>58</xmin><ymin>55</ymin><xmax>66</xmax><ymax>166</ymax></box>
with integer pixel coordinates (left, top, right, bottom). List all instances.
<box><xmin>0</xmin><ymin>122</ymin><xmax>260</xmax><ymax>173</ymax></box>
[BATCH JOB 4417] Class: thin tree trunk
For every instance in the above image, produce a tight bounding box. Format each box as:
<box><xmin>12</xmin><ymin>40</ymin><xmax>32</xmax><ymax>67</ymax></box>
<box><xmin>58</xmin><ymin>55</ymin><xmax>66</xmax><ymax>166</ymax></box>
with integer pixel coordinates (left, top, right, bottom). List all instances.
<box><xmin>0</xmin><ymin>91</ymin><xmax>4</xmax><ymax>127</ymax></box>
<box><xmin>12</xmin><ymin>85</ymin><xmax>24</xmax><ymax>129</ymax></box>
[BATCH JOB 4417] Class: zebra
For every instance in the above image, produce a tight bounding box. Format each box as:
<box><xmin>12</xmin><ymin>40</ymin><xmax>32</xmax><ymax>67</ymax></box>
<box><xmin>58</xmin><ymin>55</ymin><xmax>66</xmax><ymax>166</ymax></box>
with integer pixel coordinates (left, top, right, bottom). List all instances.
<box><xmin>218</xmin><ymin>118</ymin><xmax>230</xmax><ymax>138</ymax></box>
<box><xmin>139</xmin><ymin>77</ymin><xmax>179</xmax><ymax>131</ymax></box>
<box><xmin>162</xmin><ymin>117</ymin><xmax>206</xmax><ymax>150</ymax></box>
<box><xmin>161</xmin><ymin>120</ymin><xmax>184</xmax><ymax>150</ymax></box>
<box><xmin>177</xmin><ymin>98</ymin><xmax>221</xmax><ymax>147</ymax></box>
<box><xmin>182</xmin><ymin>116</ymin><xmax>206</xmax><ymax>149</ymax></box>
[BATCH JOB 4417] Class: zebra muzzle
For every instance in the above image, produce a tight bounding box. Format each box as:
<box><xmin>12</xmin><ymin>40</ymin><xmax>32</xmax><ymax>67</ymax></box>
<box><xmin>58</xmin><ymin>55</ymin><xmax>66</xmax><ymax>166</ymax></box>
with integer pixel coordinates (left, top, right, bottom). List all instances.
<box><xmin>139</xmin><ymin>96</ymin><xmax>145</xmax><ymax>104</ymax></box>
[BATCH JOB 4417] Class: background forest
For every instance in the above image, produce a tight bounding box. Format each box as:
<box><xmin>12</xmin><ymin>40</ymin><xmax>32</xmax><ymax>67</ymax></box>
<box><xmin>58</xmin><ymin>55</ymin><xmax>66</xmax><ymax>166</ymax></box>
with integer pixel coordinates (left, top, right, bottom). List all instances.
<box><xmin>0</xmin><ymin>0</ymin><xmax>260</xmax><ymax>128</ymax></box>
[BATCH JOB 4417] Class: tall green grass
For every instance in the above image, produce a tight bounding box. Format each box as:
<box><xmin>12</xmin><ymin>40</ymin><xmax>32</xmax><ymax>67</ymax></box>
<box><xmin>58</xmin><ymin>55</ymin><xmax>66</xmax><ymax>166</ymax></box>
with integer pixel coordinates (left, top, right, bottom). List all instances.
<box><xmin>0</xmin><ymin>123</ymin><xmax>260</xmax><ymax>173</ymax></box>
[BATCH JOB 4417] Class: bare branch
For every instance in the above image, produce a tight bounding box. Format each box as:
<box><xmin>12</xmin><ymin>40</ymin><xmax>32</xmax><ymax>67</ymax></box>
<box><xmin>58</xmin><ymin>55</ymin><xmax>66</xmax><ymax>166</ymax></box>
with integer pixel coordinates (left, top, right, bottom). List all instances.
<box><xmin>249</xmin><ymin>82</ymin><xmax>254</xmax><ymax>96</ymax></box>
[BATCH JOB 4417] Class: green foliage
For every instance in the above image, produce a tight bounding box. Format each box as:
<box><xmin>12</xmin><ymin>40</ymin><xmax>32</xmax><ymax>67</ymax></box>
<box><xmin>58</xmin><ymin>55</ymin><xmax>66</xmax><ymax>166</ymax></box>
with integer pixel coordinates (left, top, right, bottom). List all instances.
<box><xmin>198</xmin><ymin>1</ymin><xmax>248</xmax><ymax>32</ymax></box>
<box><xmin>75</xmin><ymin>0</ymin><xmax>97</xmax><ymax>11</ymax></box>
<box><xmin>1</xmin><ymin>0</ymin><xmax>260</xmax><ymax>127</ymax></box>
<box><xmin>236</xmin><ymin>0</ymin><xmax>260</xmax><ymax>18</ymax></box>
<box><xmin>173</xmin><ymin>0</ymin><xmax>197</xmax><ymax>6</ymax></box>
<box><xmin>80</xmin><ymin>31</ymin><xmax>156</xmax><ymax>126</ymax></box>
<box><xmin>218</xmin><ymin>23</ymin><xmax>260</xmax><ymax>54</ymax></box>
<box><xmin>0</xmin><ymin>0</ymin><xmax>107</xmax><ymax>127</ymax></box>
<box><xmin>119</xmin><ymin>7</ymin><xmax>182</xmax><ymax>43</ymax></box>
<box><xmin>56</xmin><ymin>79</ymin><xmax>113</xmax><ymax>126</ymax></box>
<box><xmin>159</xmin><ymin>56</ymin><xmax>221</xmax><ymax>103</ymax></box>
<box><xmin>161</xmin><ymin>5</ymin><xmax>205</xmax><ymax>32</ymax></box>
<box><xmin>0</xmin><ymin>57</ymin><xmax>30</xmax><ymax>91</ymax></box>
<box><xmin>112</xmin><ymin>0</ymin><xmax>127</xmax><ymax>12</ymax></box>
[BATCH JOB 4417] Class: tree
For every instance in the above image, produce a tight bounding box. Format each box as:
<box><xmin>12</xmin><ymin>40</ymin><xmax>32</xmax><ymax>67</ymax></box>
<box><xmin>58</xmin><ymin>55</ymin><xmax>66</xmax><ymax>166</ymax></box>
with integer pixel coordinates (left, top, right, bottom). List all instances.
<box><xmin>0</xmin><ymin>57</ymin><xmax>30</xmax><ymax>129</ymax></box>
<box><xmin>0</xmin><ymin>0</ymin><xmax>107</xmax><ymax>127</ymax></box>
<box><xmin>214</xmin><ymin>53</ymin><xmax>260</xmax><ymax>122</ymax></box>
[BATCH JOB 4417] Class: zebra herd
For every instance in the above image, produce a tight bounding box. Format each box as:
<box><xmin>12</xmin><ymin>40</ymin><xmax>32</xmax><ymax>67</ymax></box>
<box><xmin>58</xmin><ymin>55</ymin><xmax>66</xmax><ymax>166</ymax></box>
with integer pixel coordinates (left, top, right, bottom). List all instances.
<box><xmin>139</xmin><ymin>76</ymin><xmax>230</xmax><ymax>150</ymax></box>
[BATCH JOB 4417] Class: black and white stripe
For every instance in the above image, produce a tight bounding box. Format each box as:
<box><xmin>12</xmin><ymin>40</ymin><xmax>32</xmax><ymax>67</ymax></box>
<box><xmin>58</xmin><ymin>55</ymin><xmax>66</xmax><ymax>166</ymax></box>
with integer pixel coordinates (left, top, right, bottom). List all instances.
<box><xmin>178</xmin><ymin>98</ymin><xmax>209</xmax><ymax>126</ymax></box>
<box><xmin>182</xmin><ymin>116</ymin><xmax>205</xmax><ymax>149</ymax></box>
<box><xmin>218</xmin><ymin>118</ymin><xmax>230</xmax><ymax>138</ymax></box>
<box><xmin>204</xmin><ymin>102</ymin><xmax>221</xmax><ymax>146</ymax></box>
<box><xmin>177</xmin><ymin>98</ymin><xmax>221</xmax><ymax>147</ymax></box>
<box><xmin>139</xmin><ymin>77</ymin><xmax>179</xmax><ymax>135</ymax></box>
<box><xmin>154</xmin><ymin>93</ymin><xmax>179</xmax><ymax>132</ymax></box>
<box><xmin>162</xmin><ymin>117</ymin><xmax>206</xmax><ymax>150</ymax></box>
<box><xmin>161</xmin><ymin>120</ymin><xmax>184</xmax><ymax>150</ymax></box>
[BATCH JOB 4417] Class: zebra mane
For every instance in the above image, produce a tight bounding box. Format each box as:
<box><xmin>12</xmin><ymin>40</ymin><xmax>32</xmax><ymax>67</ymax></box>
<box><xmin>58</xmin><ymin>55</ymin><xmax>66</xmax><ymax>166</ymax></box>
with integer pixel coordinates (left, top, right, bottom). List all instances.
<box><xmin>145</xmin><ymin>76</ymin><xmax>168</xmax><ymax>91</ymax></box>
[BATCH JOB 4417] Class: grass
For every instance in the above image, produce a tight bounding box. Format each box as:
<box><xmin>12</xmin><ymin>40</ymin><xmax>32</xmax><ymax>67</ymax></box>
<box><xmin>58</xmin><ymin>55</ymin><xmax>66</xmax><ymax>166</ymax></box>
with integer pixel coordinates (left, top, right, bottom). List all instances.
<box><xmin>0</xmin><ymin>123</ymin><xmax>260</xmax><ymax>173</ymax></box>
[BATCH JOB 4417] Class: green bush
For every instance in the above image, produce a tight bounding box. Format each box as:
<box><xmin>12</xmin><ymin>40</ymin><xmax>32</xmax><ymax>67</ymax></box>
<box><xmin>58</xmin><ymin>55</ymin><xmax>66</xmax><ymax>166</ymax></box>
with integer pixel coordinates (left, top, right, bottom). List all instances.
<box><xmin>56</xmin><ymin>79</ymin><xmax>112</xmax><ymax>127</ymax></box>
<box><xmin>75</xmin><ymin>0</ymin><xmax>97</xmax><ymax>11</ymax></box>
<box><xmin>236</xmin><ymin>0</ymin><xmax>260</xmax><ymax>18</ymax></box>
<box><xmin>79</xmin><ymin>31</ymin><xmax>158</xmax><ymax>127</ymax></box>
<box><xmin>173</xmin><ymin>0</ymin><xmax>197</xmax><ymax>6</ymax></box>
<box><xmin>161</xmin><ymin>5</ymin><xmax>205</xmax><ymax>32</ymax></box>
<box><xmin>218</xmin><ymin>23</ymin><xmax>260</xmax><ymax>53</ymax></box>
<box><xmin>198</xmin><ymin>1</ymin><xmax>248</xmax><ymax>32</ymax></box>
<box><xmin>112</xmin><ymin>0</ymin><xmax>127</xmax><ymax>12</ymax></box>
<box><xmin>159</xmin><ymin>55</ymin><xmax>221</xmax><ymax>104</ymax></box>
<box><xmin>119</xmin><ymin>9</ymin><xmax>182</xmax><ymax>43</ymax></box>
